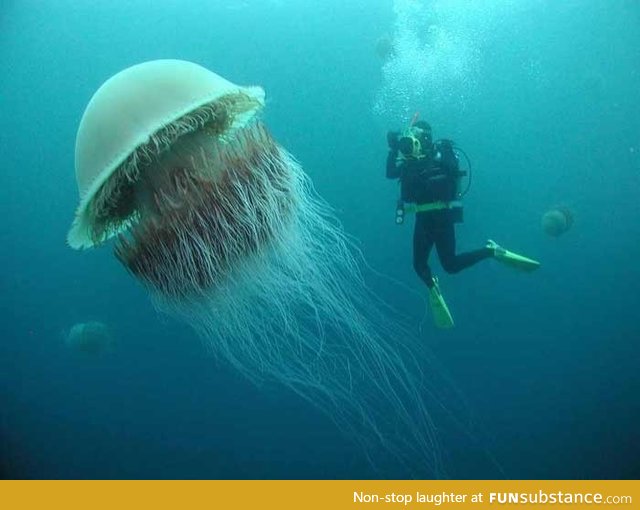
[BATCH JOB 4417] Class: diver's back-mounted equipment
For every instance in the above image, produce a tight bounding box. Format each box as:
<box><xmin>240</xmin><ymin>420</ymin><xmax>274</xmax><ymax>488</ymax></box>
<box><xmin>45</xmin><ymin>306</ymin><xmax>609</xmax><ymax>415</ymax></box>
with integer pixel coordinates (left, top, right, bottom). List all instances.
<box><xmin>435</xmin><ymin>139</ymin><xmax>472</xmax><ymax>199</ymax></box>
<box><xmin>453</xmin><ymin>169</ymin><xmax>468</xmax><ymax>199</ymax></box>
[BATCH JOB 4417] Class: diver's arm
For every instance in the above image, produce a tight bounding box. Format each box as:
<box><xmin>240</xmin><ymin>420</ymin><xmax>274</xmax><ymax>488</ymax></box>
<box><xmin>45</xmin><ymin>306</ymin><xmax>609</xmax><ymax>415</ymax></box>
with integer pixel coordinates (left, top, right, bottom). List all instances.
<box><xmin>386</xmin><ymin>150</ymin><xmax>401</xmax><ymax>179</ymax></box>
<box><xmin>386</xmin><ymin>130</ymin><xmax>401</xmax><ymax>179</ymax></box>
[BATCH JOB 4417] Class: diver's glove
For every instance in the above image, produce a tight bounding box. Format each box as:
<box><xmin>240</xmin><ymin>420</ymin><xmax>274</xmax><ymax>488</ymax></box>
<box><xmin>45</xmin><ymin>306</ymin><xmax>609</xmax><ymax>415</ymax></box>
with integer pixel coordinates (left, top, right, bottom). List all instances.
<box><xmin>387</xmin><ymin>131</ymin><xmax>400</xmax><ymax>151</ymax></box>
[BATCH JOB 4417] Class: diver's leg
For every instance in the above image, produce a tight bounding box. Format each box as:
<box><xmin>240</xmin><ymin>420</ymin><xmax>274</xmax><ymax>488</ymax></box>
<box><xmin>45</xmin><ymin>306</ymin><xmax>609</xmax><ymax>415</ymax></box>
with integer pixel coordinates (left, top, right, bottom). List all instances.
<box><xmin>436</xmin><ymin>221</ymin><xmax>493</xmax><ymax>274</ymax></box>
<box><xmin>412</xmin><ymin>213</ymin><xmax>435</xmax><ymax>288</ymax></box>
<box><xmin>416</xmin><ymin>214</ymin><xmax>455</xmax><ymax>328</ymax></box>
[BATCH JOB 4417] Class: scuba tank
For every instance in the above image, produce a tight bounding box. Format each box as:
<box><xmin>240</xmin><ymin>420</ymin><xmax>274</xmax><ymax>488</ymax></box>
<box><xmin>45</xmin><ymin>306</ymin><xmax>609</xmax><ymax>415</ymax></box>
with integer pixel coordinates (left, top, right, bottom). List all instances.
<box><xmin>435</xmin><ymin>138</ymin><xmax>472</xmax><ymax>200</ymax></box>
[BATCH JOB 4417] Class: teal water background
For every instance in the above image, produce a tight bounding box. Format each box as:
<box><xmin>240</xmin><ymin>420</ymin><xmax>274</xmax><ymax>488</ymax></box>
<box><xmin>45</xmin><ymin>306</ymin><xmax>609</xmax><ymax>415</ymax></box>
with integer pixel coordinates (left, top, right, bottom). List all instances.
<box><xmin>1</xmin><ymin>0</ymin><xmax>639</xmax><ymax>478</ymax></box>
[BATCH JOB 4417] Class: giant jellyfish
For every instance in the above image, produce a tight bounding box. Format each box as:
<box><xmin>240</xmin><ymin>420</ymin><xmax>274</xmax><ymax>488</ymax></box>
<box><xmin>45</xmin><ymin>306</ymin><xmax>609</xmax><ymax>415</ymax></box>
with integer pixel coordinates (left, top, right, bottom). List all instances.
<box><xmin>67</xmin><ymin>60</ymin><xmax>444</xmax><ymax>475</ymax></box>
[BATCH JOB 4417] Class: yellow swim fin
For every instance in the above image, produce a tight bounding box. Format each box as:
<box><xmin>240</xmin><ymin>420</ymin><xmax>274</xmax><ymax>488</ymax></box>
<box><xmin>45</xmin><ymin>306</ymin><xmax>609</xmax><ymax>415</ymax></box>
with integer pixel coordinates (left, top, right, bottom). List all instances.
<box><xmin>487</xmin><ymin>239</ymin><xmax>540</xmax><ymax>272</ymax></box>
<box><xmin>428</xmin><ymin>277</ymin><xmax>454</xmax><ymax>329</ymax></box>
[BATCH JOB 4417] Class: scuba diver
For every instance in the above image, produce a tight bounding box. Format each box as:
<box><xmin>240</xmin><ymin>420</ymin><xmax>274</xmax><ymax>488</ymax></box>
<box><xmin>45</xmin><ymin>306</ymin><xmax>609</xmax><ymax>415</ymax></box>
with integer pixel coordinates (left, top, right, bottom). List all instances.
<box><xmin>386</xmin><ymin>118</ymin><xmax>540</xmax><ymax>329</ymax></box>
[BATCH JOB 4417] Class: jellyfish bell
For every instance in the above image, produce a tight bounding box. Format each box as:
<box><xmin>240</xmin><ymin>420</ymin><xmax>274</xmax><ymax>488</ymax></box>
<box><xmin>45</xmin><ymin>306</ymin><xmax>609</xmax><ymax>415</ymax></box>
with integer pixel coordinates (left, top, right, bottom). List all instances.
<box><xmin>375</xmin><ymin>35</ymin><xmax>396</xmax><ymax>62</ymax></box>
<box><xmin>64</xmin><ymin>321</ymin><xmax>113</xmax><ymax>355</ymax></box>
<box><xmin>542</xmin><ymin>206</ymin><xmax>574</xmax><ymax>237</ymax></box>
<box><xmin>69</xmin><ymin>60</ymin><xmax>266</xmax><ymax>252</ymax></box>
<box><xmin>66</xmin><ymin>59</ymin><xmax>476</xmax><ymax>476</ymax></box>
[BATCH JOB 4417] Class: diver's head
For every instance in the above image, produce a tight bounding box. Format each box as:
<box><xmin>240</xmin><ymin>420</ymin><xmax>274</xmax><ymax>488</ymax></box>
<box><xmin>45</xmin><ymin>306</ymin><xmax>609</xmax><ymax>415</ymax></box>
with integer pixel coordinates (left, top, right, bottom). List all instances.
<box><xmin>412</xmin><ymin>121</ymin><xmax>432</xmax><ymax>143</ymax></box>
<box><xmin>398</xmin><ymin>121</ymin><xmax>433</xmax><ymax>159</ymax></box>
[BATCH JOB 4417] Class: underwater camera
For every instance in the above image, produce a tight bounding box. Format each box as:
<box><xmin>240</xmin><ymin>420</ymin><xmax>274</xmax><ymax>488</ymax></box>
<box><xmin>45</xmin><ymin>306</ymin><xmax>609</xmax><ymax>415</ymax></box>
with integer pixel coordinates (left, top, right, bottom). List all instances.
<box><xmin>387</xmin><ymin>129</ymin><xmax>426</xmax><ymax>160</ymax></box>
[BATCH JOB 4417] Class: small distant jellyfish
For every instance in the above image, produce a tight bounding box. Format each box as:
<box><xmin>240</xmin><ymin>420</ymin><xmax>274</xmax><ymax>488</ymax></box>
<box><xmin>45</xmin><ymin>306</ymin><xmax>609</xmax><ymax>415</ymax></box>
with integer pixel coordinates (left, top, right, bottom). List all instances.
<box><xmin>542</xmin><ymin>207</ymin><xmax>574</xmax><ymax>237</ymax></box>
<box><xmin>65</xmin><ymin>321</ymin><xmax>113</xmax><ymax>355</ymax></box>
<box><xmin>66</xmin><ymin>59</ymin><xmax>451</xmax><ymax>476</ymax></box>
<box><xmin>375</xmin><ymin>35</ymin><xmax>396</xmax><ymax>62</ymax></box>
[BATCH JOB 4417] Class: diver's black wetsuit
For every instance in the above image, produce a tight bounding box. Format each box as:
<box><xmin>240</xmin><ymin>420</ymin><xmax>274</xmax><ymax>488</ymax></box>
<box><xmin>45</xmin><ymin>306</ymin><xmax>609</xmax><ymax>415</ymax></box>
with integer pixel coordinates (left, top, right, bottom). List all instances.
<box><xmin>386</xmin><ymin>141</ymin><xmax>492</xmax><ymax>288</ymax></box>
